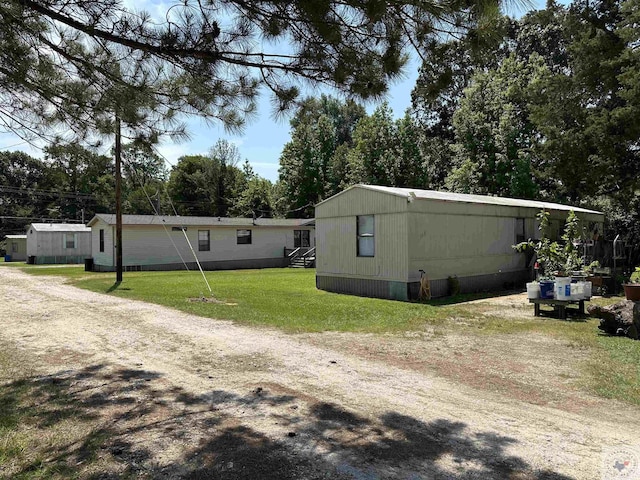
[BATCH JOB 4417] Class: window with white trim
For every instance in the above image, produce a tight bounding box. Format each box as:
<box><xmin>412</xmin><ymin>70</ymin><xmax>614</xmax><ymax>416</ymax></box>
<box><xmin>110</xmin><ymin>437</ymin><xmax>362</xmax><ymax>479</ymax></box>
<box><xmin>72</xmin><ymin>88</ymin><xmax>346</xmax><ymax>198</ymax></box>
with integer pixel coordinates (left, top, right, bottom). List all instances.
<box><xmin>63</xmin><ymin>233</ymin><xmax>77</xmax><ymax>249</ymax></box>
<box><xmin>357</xmin><ymin>215</ymin><xmax>374</xmax><ymax>257</ymax></box>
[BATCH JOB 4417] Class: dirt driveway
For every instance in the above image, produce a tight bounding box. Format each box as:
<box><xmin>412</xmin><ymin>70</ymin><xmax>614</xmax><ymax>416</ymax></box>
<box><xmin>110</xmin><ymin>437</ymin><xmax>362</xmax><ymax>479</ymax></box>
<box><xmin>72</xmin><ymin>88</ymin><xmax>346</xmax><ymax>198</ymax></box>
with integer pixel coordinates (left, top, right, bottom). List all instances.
<box><xmin>1</xmin><ymin>267</ymin><xmax>638</xmax><ymax>479</ymax></box>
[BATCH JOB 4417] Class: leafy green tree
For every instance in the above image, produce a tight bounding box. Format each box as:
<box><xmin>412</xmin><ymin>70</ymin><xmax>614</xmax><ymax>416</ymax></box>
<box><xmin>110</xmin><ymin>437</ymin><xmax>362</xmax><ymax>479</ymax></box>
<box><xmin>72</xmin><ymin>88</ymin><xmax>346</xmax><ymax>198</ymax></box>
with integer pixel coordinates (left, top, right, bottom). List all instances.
<box><xmin>0</xmin><ymin>151</ymin><xmax>56</xmax><ymax>237</ymax></box>
<box><xmin>168</xmin><ymin>155</ymin><xmax>219</xmax><ymax>216</ymax></box>
<box><xmin>117</xmin><ymin>143</ymin><xmax>167</xmax><ymax>214</ymax></box>
<box><xmin>168</xmin><ymin>140</ymin><xmax>245</xmax><ymax>216</ymax></box>
<box><xmin>208</xmin><ymin>140</ymin><xmax>244</xmax><ymax>217</ymax></box>
<box><xmin>278</xmin><ymin>119</ymin><xmax>332</xmax><ymax>218</ymax></box>
<box><xmin>347</xmin><ymin>104</ymin><xmax>398</xmax><ymax>185</ymax></box>
<box><xmin>43</xmin><ymin>143</ymin><xmax>115</xmax><ymax>219</ymax></box>
<box><xmin>231</xmin><ymin>178</ymin><xmax>276</xmax><ymax>218</ymax></box>
<box><xmin>278</xmin><ymin>96</ymin><xmax>366</xmax><ymax>217</ymax></box>
<box><xmin>345</xmin><ymin>104</ymin><xmax>442</xmax><ymax>189</ymax></box>
<box><xmin>410</xmin><ymin>16</ymin><xmax>513</xmax><ymax>188</ymax></box>
<box><xmin>448</xmin><ymin>54</ymin><xmax>543</xmax><ymax>198</ymax></box>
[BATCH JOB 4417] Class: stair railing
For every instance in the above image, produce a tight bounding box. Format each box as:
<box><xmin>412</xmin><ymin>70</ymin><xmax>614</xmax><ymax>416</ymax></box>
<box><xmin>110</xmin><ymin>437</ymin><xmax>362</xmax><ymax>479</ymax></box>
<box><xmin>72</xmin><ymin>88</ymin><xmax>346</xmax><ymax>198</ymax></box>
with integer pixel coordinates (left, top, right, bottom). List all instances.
<box><xmin>301</xmin><ymin>247</ymin><xmax>316</xmax><ymax>267</ymax></box>
<box><xmin>286</xmin><ymin>247</ymin><xmax>302</xmax><ymax>266</ymax></box>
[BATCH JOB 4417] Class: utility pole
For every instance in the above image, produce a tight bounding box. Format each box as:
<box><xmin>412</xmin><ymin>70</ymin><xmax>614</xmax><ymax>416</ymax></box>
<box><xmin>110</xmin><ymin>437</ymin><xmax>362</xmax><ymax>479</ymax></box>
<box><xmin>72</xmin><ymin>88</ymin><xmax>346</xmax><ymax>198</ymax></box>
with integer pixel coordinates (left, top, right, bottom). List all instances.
<box><xmin>115</xmin><ymin>116</ymin><xmax>123</xmax><ymax>282</ymax></box>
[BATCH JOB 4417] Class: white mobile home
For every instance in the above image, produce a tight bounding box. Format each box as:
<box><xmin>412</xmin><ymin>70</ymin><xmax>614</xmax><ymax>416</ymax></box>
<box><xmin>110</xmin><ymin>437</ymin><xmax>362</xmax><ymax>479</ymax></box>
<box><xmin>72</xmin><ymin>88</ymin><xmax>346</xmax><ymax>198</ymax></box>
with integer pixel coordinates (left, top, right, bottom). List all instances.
<box><xmin>87</xmin><ymin>214</ymin><xmax>315</xmax><ymax>271</ymax></box>
<box><xmin>26</xmin><ymin>223</ymin><xmax>92</xmax><ymax>264</ymax></box>
<box><xmin>315</xmin><ymin>185</ymin><xmax>604</xmax><ymax>300</ymax></box>
<box><xmin>4</xmin><ymin>235</ymin><xmax>27</xmax><ymax>261</ymax></box>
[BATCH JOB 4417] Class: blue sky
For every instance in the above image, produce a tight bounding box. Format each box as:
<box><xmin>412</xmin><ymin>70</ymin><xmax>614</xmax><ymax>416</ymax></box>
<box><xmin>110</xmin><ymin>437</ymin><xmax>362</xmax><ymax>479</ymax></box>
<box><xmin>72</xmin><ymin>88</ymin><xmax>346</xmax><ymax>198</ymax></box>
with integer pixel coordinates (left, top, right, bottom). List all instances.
<box><xmin>167</xmin><ymin>57</ymin><xmax>422</xmax><ymax>182</ymax></box>
<box><xmin>0</xmin><ymin>58</ymin><xmax>420</xmax><ymax>183</ymax></box>
<box><xmin>0</xmin><ymin>1</ymin><xmax>545</xmax><ymax>183</ymax></box>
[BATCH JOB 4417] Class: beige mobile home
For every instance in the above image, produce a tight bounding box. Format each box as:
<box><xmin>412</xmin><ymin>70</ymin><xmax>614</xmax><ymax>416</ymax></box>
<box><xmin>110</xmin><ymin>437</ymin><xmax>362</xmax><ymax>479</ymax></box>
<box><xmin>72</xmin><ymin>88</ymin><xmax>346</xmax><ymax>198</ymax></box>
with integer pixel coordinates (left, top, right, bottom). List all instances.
<box><xmin>87</xmin><ymin>214</ymin><xmax>315</xmax><ymax>271</ymax></box>
<box><xmin>315</xmin><ymin>185</ymin><xmax>604</xmax><ymax>300</ymax></box>
<box><xmin>4</xmin><ymin>235</ymin><xmax>27</xmax><ymax>261</ymax></box>
<box><xmin>26</xmin><ymin>223</ymin><xmax>92</xmax><ymax>264</ymax></box>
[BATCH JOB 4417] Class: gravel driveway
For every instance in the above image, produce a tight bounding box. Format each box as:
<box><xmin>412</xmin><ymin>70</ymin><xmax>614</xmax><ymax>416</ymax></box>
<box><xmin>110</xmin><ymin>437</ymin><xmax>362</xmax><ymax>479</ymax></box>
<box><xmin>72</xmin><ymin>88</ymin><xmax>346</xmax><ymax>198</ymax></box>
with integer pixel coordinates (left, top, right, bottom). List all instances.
<box><xmin>0</xmin><ymin>267</ymin><xmax>638</xmax><ymax>479</ymax></box>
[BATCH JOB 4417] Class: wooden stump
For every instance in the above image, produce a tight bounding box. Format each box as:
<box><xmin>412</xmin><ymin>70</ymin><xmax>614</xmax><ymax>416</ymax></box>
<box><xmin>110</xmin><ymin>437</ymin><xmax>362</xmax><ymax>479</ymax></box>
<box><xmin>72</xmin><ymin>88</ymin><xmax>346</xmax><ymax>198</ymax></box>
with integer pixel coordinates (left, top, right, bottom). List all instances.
<box><xmin>588</xmin><ymin>300</ymin><xmax>640</xmax><ymax>339</ymax></box>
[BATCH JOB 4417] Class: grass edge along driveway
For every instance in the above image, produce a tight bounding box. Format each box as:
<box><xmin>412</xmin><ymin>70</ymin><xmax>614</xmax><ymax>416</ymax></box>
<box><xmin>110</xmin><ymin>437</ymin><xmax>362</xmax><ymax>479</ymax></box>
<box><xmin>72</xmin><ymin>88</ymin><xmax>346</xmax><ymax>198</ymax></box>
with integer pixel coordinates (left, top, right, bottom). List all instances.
<box><xmin>6</xmin><ymin>264</ymin><xmax>640</xmax><ymax>406</ymax></box>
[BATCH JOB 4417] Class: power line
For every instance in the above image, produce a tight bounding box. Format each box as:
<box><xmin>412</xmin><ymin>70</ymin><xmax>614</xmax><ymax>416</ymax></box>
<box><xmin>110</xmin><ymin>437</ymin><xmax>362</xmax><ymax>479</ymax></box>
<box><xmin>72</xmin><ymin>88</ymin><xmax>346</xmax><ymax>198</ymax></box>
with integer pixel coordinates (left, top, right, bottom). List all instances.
<box><xmin>0</xmin><ymin>215</ymin><xmax>83</xmax><ymax>222</ymax></box>
<box><xmin>0</xmin><ymin>185</ymin><xmax>96</xmax><ymax>200</ymax></box>
<box><xmin>0</xmin><ymin>140</ymin><xmax>31</xmax><ymax>150</ymax></box>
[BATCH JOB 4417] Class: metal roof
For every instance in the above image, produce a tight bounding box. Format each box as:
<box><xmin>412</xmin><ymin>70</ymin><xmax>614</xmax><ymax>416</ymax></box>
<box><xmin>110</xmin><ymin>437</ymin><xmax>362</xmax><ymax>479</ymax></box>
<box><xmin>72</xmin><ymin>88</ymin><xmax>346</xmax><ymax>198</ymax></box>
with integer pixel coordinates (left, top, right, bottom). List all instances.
<box><xmin>29</xmin><ymin>223</ymin><xmax>91</xmax><ymax>232</ymax></box>
<box><xmin>88</xmin><ymin>214</ymin><xmax>315</xmax><ymax>228</ymax></box>
<box><xmin>318</xmin><ymin>185</ymin><xmax>603</xmax><ymax>215</ymax></box>
<box><xmin>5</xmin><ymin>235</ymin><xmax>26</xmax><ymax>239</ymax></box>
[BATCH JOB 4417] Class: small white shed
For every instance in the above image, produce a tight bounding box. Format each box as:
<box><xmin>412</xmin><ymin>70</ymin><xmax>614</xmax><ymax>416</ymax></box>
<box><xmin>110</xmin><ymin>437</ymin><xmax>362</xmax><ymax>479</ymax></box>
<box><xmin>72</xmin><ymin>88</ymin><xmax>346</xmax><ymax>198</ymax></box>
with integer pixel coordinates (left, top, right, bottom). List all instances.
<box><xmin>87</xmin><ymin>214</ymin><xmax>315</xmax><ymax>271</ymax></box>
<box><xmin>315</xmin><ymin>185</ymin><xmax>605</xmax><ymax>300</ymax></box>
<box><xmin>4</xmin><ymin>235</ymin><xmax>27</xmax><ymax>261</ymax></box>
<box><xmin>26</xmin><ymin>223</ymin><xmax>92</xmax><ymax>264</ymax></box>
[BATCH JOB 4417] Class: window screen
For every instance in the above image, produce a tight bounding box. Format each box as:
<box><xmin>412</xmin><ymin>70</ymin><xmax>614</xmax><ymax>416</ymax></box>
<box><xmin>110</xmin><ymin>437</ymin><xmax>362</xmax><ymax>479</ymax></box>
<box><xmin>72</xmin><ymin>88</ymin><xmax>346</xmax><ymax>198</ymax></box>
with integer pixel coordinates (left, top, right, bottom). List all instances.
<box><xmin>198</xmin><ymin>230</ymin><xmax>210</xmax><ymax>251</ymax></box>
<box><xmin>64</xmin><ymin>233</ymin><xmax>76</xmax><ymax>249</ymax></box>
<box><xmin>357</xmin><ymin>215</ymin><xmax>374</xmax><ymax>257</ymax></box>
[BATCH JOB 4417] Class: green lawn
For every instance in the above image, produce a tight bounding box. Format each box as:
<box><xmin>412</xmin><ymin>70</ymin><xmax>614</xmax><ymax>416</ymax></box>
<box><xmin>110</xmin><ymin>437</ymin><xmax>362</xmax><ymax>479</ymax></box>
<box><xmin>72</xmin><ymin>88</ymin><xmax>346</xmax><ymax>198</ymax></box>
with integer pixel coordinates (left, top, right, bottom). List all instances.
<box><xmin>4</xmin><ymin>264</ymin><xmax>640</xmax><ymax>405</ymax></box>
<box><xmin>35</xmin><ymin>267</ymin><xmax>450</xmax><ymax>333</ymax></box>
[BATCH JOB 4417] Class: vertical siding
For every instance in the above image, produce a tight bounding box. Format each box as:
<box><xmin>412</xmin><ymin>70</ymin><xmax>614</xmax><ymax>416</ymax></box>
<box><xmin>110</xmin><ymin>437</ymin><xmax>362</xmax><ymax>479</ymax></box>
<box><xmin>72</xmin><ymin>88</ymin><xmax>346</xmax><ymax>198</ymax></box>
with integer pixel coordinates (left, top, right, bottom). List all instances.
<box><xmin>407</xmin><ymin>211</ymin><xmax>525</xmax><ymax>281</ymax></box>
<box><xmin>316</xmin><ymin>188</ymin><xmax>410</xmax><ymax>283</ymax></box>
<box><xmin>316</xmin><ymin>186</ymin><xmax>605</xmax><ymax>298</ymax></box>
<box><xmin>33</xmin><ymin>231</ymin><xmax>92</xmax><ymax>258</ymax></box>
<box><xmin>316</xmin><ymin>212</ymin><xmax>408</xmax><ymax>282</ymax></box>
<box><xmin>26</xmin><ymin>227</ymin><xmax>37</xmax><ymax>258</ymax></box>
<box><xmin>7</xmin><ymin>238</ymin><xmax>27</xmax><ymax>260</ymax></box>
<box><xmin>316</xmin><ymin>187</ymin><xmax>408</xmax><ymax>218</ymax></box>
<box><xmin>92</xmin><ymin>220</ymin><xmax>114</xmax><ymax>267</ymax></box>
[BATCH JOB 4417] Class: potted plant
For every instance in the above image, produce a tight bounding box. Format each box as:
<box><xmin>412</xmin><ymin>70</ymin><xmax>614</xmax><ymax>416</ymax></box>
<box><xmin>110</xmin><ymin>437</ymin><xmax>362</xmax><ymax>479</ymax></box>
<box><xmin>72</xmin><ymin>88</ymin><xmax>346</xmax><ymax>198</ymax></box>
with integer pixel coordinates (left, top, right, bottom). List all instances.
<box><xmin>514</xmin><ymin>210</ymin><xmax>561</xmax><ymax>299</ymax></box>
<box><xmin>560</xmin><ymin>210</ymin><xmax>585</xmax><ymax>275</ymax></box>
<box><xmin>513</xmin><ymin>209</ymin><xmax>586</xmax><ymax>300</ymax></box>
<box><xmin>623</xmin><ymin>267</ymin><xmax>640</xmax><ymax>301</ymax></box>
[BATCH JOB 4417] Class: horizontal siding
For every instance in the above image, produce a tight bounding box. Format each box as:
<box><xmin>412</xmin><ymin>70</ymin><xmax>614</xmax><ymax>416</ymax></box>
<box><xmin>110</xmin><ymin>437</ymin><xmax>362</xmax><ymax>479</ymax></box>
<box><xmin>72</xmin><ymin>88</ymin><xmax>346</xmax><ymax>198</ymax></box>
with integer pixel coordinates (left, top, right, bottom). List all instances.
<box><xmin>91</xmin><ymin>224</ymin><xmax>314</xmax><ymax>268</ymax></box>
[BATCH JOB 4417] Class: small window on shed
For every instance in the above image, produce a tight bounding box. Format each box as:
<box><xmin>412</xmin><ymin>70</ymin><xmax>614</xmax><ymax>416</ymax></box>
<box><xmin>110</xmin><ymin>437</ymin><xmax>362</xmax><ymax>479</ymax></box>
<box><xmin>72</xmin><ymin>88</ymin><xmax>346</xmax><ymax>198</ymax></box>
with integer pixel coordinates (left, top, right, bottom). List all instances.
<box><xmin>99</xmin><ymin>229</ymin><xmax>105</xmax><ymax>253</ymax></box>
<box><xmin>11</xmin><ymin>242</ymin><xmax>18</xmax><ymax>253</ymax></box>
<box><xmin>63</xmin><ymin>233</ymin><xmax>77</xmax><ymax>249</ymax></box>
<box><xmin>237</xmin><ymin>229</ymin><xmax>252</xmax><ymax>245</ymax></box>
<box><xmin>357</xmin><ymin>215</ymin><xmax>375</xmax><ymax>257</ymax></box>
<box><xmin>515</xmin><ymin>218</ymin><xmax>525</xmax><ymax>244</ymax></box>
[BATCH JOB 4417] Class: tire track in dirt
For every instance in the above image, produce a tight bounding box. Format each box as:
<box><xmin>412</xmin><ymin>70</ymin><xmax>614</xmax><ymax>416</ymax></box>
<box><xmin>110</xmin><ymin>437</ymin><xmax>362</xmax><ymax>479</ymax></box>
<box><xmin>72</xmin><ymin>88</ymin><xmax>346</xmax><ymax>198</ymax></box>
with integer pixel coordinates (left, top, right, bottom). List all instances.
<box><xmin>1</xmin><ymin>267</ymin><xmax>638</xmax><ymax>479</ymax></box>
